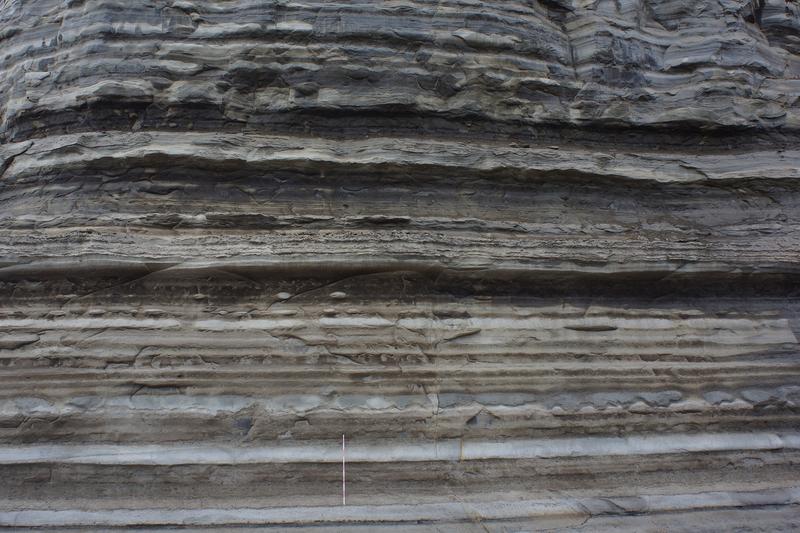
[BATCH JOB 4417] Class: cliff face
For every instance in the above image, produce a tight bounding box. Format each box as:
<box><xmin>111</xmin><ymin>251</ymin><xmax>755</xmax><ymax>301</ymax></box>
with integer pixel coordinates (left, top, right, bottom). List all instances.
<box><xmin>1</xmin><ymin>0</ymin><xmax>800</xmax><ymax>530</ymax></box>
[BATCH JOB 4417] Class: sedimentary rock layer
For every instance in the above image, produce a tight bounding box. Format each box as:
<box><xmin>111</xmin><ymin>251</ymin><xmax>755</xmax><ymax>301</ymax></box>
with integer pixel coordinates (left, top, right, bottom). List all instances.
<box><xmin>1</xmin><ymin>0</ymin><xmax>799</xmax><ymax>530</ymax></box>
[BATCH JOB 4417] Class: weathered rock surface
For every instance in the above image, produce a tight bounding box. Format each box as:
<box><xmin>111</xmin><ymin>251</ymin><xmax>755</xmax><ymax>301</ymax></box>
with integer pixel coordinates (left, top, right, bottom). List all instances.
<box><xmin>1</xmin><ymin>0</ymin><xmax>800</xmax><ymax>530</ymax></box>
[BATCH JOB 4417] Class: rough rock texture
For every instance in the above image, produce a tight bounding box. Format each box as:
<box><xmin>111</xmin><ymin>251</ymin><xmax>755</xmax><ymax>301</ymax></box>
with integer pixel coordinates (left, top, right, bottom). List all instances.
<box><xmin>1</xmin><ymin>0</ymin><xmax>800</xmax><ymax>530</ymax></box>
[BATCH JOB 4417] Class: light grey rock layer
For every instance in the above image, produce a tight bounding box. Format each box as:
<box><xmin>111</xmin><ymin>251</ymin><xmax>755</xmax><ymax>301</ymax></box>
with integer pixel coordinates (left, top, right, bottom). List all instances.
<box><xmin>1</xmin><ymin>0</ymin><xmax>800</xmax><ymax>530</ymax></box>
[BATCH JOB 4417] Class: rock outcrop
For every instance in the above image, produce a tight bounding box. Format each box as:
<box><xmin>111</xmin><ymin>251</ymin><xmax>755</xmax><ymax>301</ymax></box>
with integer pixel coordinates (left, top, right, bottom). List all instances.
<box><xmin>1</xmin><ymin>0</ymin><xmax>799</xmax><ymax>530</ymax></box>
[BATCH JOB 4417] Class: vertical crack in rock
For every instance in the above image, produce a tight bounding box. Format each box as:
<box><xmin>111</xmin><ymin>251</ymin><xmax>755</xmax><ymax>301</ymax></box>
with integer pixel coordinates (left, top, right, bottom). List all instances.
<box><xmin>1</xmin><ymin>0</ymin><xmax>799</xmax><ymax>530</ymax></box>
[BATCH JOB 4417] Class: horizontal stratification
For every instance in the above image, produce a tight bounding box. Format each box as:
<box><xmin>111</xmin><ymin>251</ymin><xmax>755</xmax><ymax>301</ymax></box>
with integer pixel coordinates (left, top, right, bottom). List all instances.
<box><xmin>1</xmin><ymin>0</ymin><xmax>799</xmax><ymax>146</ymax></box>
<box><xmin>2</xmin><ymin>491</ymin><xmax>798</xmax><ymax>531</ymax></box>
<box><xmin>1</xmin><ymin>433</ymin><xmax>800</xmax><ymax>529</ymax></box>
<box><xmin>1</xmin><ymin>265</ymin><xmax>798</xmax><ymax>531</ymax></box>
<box><xmin>1</xmin><ymin>274</ymin><xmax>799</xmax><ymax>444</ymax></box>
<box><xmin>1</xmin><ymin>132</ymin><xmax>799</xmax><ymax>279</ymax></box>
<box><xmin>2</xmin><ymin>0</ymin><xmax>800</xmax><ymax>531</ymax></box>
<box><xmin>2</xmin><ymin>277</ymin><xmax>797</xmax><ymax>530</ymax></box>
